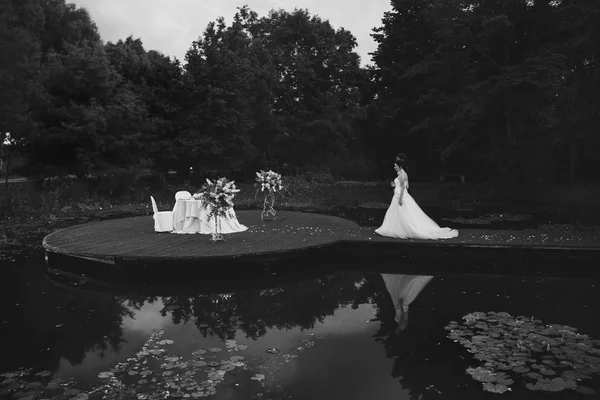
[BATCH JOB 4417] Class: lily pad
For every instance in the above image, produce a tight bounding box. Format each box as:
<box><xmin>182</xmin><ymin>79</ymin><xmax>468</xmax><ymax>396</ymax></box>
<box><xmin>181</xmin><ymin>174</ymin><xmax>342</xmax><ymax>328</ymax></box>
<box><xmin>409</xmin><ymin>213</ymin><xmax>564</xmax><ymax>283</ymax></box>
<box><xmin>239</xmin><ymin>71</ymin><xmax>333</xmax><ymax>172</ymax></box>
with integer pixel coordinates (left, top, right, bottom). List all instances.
<box><xmin>208</xmin><ymin>347</ymin><xmax>222</xmax><ymax>352</ymax></box>
<box><xmin>551</xmin><ymin>377</ymin><xmax>576</xmax><ymax>389</ymax></box>
<box><xmin>64</xmin><ymin>388</ymin><xmax>81</xmax><ymax>396</ymax></box>
<box><xmin>251</xmin><ymin>374</ymin><xmax>265</xmax><ymax>381</ymax></box>
<box><xmin>539</xmin><ymin>382</ymin><xmax>564</xmax><ymax>392</ymax></box>
<box><xmin>466</xmin><ymin>367</ymin><xmax>496</xmax><ymax>383</ymax></box>
<box><xmin>496</xmin><ymin>377</ymin><xmax>514</xmax><ymax>386</ymax></box>
<box><xmin>482</xmin><ymin>383</ymin><xmax>510</xmax><ymax>394</ymax></box>
<box><xmin>574</xmin><ymin>386</ymin><xmax>595</xmax><ymax>395</ymax></box>
<box><xmin>540</xmin><ymin>368</ymin><xmax>556</xmax><ymax>376</ymax></box>
<box><xmin>446</xmin><ymin>311</ymin><xmax>600</xmax><ymax>394</ymax></box>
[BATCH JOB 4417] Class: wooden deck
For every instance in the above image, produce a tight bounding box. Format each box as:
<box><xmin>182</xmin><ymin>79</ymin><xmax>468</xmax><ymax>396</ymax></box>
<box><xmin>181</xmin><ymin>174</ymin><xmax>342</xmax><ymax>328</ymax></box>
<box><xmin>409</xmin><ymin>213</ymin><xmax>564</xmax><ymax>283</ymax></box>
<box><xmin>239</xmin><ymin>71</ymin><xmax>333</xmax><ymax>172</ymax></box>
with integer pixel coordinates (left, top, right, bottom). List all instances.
<box><xmin>42</xmin><ymin>211</ymin><xmax>359</xmax><ymax>264</ymax></box>
<box><xmin>42</xmin><ymin>211</ymin><xmax>600</xmax><ymax>269</ymax></box>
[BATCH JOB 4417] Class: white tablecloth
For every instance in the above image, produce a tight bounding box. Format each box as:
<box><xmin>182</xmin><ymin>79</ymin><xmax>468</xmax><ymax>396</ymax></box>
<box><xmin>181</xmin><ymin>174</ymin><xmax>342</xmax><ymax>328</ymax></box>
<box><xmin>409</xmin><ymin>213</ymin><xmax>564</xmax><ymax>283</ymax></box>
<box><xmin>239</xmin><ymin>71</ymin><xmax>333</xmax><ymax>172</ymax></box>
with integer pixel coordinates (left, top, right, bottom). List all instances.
<box><xmin>172</xmin><ymin>199</ymin><xmax>211</xmax><ymax>234</ymax></box>
<box><xmin>172</xmin><ymin>199</ymin><xmax>248</xmax><ymax>234</ymax></box>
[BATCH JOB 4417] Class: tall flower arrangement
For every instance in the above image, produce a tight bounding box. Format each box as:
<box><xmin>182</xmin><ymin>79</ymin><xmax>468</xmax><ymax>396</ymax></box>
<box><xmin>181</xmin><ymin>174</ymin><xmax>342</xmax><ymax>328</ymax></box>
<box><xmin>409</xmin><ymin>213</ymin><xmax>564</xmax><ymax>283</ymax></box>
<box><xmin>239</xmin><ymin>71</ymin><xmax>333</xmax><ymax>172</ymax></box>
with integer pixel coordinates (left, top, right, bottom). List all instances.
<box><xmin>1</xmin><ymin>132</ymin><xmax>15</xmax><ymax>167</ymax></box>
<box><xmin>1</xmin><ymin>132</ymin><xmax>16</xmax><ymax>188</ymax></box>
<box><xmin>254</xmin><ymin>170</ymin><xmax>283</xmax><ymax>220</ymax></box>
<box><xmin>194</xmin><ymin>177</ymin><xmax>240</xmax><ymax>241</ymax></box>
<box><xmin>2</xmin><ymin>132</ymin><xmax>14</xmax><ymax>147</ymax></box>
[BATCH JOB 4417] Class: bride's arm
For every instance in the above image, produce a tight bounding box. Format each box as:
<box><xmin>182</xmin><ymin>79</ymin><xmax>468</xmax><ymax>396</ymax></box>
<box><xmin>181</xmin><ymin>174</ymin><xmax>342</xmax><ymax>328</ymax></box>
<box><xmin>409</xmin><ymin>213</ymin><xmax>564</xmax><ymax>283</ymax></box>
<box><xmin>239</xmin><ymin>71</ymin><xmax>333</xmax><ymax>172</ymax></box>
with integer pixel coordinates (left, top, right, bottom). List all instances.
<box><xmin>398</xmin><ymin>178</ymin><xmax>405</xmax><ymax>205</ymax></box>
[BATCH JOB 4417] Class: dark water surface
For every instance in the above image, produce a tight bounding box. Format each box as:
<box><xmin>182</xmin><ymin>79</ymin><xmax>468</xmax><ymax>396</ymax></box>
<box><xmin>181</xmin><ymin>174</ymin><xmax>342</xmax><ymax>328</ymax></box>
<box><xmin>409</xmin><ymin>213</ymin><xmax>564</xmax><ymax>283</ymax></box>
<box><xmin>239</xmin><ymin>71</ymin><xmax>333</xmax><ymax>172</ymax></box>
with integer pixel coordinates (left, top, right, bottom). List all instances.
<box><xmin>1</xmin><ymin>253</ymin><xmax>599</xmax><ymax>400</ymax></box>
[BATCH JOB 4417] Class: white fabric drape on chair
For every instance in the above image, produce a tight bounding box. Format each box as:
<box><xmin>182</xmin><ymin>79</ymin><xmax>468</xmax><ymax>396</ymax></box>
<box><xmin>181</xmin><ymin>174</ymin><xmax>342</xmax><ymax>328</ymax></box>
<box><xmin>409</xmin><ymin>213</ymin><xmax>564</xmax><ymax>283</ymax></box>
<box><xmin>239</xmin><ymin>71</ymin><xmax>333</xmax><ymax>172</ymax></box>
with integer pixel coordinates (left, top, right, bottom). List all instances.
<box><xmin>150</xmin><ymin>196</ymin><xmax>173</xmax><ymax>232</ymax></box>
<box><xmin>175</xmin><ymin>191</ymin><xmax>192</xmax><ymax>200</ymax></box>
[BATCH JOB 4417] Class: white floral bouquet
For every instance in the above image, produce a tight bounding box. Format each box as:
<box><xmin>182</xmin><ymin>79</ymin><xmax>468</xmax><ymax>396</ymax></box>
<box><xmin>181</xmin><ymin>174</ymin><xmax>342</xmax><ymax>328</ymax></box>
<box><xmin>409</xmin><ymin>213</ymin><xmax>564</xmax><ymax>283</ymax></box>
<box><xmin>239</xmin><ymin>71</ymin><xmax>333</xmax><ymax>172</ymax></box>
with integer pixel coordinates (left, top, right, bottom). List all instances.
<box><xmin>194</xmin><ymin>177</ymin><xmax>240</xmax><ymax>221</ymax></box>
<box><xmin>254</xmin><ymin>170</ymin><xmax>283</xmax><ymax>220</ymax></box>
<box><xmin>254</xmin><ymin>170</ymin><xmax>283</xmax><ymax>193</ymax></box>
<box><xmin>2</xmin><ymin>132</ymin><xmax>14</xmax><ymax>147</ymax></box>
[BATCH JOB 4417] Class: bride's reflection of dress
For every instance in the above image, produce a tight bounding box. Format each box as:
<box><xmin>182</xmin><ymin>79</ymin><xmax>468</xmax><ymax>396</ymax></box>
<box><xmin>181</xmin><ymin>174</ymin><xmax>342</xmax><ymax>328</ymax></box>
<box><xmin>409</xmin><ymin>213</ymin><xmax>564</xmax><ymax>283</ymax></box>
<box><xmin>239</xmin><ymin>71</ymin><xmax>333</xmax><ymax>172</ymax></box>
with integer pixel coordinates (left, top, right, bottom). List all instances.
<box><xmin>381</xmin><ymin>274</ymin><xmax>434</xmax><ymax>331</ymax></box>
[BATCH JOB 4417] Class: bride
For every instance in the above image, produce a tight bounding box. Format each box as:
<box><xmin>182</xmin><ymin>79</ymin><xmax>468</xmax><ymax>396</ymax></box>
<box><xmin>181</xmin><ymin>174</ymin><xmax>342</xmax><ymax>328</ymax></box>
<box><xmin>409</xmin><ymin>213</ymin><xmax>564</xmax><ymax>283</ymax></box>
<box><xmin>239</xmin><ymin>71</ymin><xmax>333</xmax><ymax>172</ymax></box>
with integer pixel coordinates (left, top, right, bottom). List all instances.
<box><xmin>375</xmin><ymin>154</ymin><xmax>458</xmax><ymax>239</ymax></box>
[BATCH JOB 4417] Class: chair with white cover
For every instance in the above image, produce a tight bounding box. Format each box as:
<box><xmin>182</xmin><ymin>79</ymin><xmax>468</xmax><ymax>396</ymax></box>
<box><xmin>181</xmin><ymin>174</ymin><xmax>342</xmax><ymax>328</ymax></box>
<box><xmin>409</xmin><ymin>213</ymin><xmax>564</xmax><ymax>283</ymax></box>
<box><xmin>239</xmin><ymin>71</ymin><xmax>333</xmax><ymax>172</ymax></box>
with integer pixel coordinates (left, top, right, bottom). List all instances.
<box><xmin>150</xmin><ymin>196</ymin><xmax>173</xmax><ymax>232</ymax></box>
<box><xmin>175</xmin><ymin>191</ymin><xmax>192</xmax><ymax>200</ymax></box>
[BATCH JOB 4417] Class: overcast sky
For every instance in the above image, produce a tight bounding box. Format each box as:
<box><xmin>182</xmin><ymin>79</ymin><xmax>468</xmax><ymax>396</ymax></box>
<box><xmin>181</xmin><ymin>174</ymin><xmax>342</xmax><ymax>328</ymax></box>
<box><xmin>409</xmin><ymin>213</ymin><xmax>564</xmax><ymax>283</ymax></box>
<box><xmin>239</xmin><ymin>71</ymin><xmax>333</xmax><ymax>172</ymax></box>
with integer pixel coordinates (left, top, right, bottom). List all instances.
<box><xmin>69</xmin><ymin>0</ymin><xmax>391</xmax><ymax>66</ymax></box>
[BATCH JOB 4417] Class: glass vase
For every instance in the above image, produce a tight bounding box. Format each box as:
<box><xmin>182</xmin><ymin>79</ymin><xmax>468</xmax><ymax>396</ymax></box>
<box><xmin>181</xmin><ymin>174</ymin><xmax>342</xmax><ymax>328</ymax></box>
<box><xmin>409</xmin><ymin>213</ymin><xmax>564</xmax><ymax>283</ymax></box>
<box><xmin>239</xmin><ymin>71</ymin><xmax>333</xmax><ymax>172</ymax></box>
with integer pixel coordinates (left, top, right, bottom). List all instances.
<box><xmin>261</xmin><ymin>192</ymin><xmax>277</xmax><ymax>221</ymax></box>
<box><xmin>211</xmin><ymin>212</ymin><xmax>224</xmax><ymax>242</ymax></box>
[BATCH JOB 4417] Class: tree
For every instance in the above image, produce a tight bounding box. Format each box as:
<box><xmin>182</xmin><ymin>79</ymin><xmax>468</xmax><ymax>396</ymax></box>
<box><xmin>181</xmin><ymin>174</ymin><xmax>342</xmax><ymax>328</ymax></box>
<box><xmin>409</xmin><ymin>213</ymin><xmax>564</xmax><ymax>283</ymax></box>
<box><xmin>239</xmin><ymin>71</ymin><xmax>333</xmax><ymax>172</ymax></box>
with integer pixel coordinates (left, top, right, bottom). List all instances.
<box><xmin>178</xmin><ymin>11</ymin><xmax>275</xmax><ymax>176</ymax></box>
<box><xmin>551</xmin><ymin>0</ymin><xmax>600</xmax><ymax>181</ymax></box>
<box><xmin>0</xmin><ymin>0</ymin><xmax>41</xmax><ymax>159</ymax></box>
<box><xmin>33</xmin><ymin>39</ymin><xmax>122</xmax><ymax>175</ymax></box>
<box><xmin>250</xmin><ymin>8</ymin><xmax>364</xmax><ymax>167</ymax></box>
<box><xmin>105</xmin><ymin>37</ymin><xmax>184</xmax><ymax>175</ymax></box>
<box><xmin>370</xmin><ymin>0</ymin><xmax>599</xmax><ymax>183</ymax></box>
<box><xmin>370</xmin><ymin>0</ymin><xmax>442</xmax><ymax>177</ymax></box>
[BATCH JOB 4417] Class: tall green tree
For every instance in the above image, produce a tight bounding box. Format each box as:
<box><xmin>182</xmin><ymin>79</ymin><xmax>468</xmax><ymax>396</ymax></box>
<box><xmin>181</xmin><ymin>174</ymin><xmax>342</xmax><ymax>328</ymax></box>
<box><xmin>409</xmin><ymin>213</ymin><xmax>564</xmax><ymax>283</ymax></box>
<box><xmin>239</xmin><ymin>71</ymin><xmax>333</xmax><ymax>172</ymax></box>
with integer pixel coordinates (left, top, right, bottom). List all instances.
<box><xmin>370</xmin><ymin>0</ymin><xmax>442</xmax><ymax>176</ymax></box>
<box><xmin>0</xmin><ymin>0</ymin><xmax>41</xmax><ymax>148</ymax></box>
<box><xmin>370</xmin><ymin>0</ymin><xmax>599</xmax><ymax>182</ymax></box>
<box><xmin>178</xmin><ymin>11</ymin><xmax>275</xmax><ymax>176</ymax></box>
<box><xmin>34</xmin><ymin>38</ymin><xmax>122</xmax><ymax>175</ymax></box>
<box><xmin>105</xmin><ymin>37</ymin><xmax>184</xmax><ymax>175</ymax></box>
<box><xmin>551</xmin><ymin>0</ymin><xmax>600</xmax><ymax>181</ymax></box>
<box><xmin>250</xmin><ymin>8</ymin><xmax>364</xmax><ymax>167</ymax></box>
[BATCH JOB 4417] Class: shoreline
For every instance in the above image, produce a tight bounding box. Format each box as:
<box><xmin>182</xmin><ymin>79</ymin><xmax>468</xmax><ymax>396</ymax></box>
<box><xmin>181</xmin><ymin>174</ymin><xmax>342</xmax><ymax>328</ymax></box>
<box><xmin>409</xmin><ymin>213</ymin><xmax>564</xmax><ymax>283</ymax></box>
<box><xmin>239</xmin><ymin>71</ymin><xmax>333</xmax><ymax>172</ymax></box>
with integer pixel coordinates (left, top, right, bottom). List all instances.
<box><xmin>2</xmin><ymin>200</ymin><xmax>600</xmax><ymax>262</ymax></box>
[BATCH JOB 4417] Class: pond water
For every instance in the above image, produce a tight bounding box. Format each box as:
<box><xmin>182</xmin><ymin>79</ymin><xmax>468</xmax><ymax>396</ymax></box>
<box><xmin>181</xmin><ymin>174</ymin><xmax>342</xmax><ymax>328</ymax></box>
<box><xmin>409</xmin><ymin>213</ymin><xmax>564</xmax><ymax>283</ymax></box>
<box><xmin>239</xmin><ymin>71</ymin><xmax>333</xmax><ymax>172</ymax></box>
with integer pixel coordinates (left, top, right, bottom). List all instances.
<box><xmin>1</xmin><ymin>253</ymin><xmax>599</xmax><ymax>400</ymax></box>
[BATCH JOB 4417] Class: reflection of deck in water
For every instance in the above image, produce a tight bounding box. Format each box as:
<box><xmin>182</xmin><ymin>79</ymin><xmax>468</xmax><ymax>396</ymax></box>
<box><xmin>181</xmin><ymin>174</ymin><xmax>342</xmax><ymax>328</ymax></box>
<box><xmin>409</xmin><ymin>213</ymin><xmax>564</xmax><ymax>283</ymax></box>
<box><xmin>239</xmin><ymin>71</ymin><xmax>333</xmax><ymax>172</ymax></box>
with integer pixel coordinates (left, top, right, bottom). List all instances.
<box><xmin>42</xmin><ymin>210</ymin><xmax>600</xmax><ymax>268</ymax></box>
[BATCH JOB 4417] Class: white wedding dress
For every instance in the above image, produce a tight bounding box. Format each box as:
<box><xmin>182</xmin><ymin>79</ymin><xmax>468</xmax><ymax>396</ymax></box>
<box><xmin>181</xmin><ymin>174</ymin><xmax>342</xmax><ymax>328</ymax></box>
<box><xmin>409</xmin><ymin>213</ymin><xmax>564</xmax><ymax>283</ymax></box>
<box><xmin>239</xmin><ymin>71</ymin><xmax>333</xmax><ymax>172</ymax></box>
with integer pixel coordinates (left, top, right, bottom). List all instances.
<box><xmin>375</xmin><ymin>171</ymin><xmax>458</xmax><ymax>239</ymax></box>
<box><xmin>381</xmin><ymin>273</ymin><xmax>434</xmax><ymax>330</ymax></box>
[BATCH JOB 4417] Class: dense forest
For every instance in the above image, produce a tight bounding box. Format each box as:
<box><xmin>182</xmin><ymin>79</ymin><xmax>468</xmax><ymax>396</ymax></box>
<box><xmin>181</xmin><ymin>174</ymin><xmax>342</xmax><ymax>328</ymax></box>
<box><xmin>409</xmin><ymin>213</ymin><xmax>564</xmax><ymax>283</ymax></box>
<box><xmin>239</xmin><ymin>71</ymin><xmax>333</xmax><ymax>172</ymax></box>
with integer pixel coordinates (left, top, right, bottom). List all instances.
<box><xmin>0</xmin><ymin>0</ymin><xmax>598</xmax><ymax>183</ymax></box>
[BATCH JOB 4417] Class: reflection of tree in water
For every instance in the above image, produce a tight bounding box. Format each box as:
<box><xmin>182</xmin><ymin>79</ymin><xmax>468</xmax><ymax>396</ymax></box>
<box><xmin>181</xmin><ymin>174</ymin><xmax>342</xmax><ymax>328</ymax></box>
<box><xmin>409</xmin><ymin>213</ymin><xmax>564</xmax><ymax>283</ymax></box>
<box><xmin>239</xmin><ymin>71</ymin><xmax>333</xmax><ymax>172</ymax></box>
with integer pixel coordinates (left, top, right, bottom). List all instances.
<box><xmin>123</xmin><ymin>296</ymin><xmax>159</xmax><ymax>312</ymax></box>
<box><xmin>158</xmin><ymin>272</ymin><xmax>372</xmax><ymax>340</ymax></box>
<box><xmin>365</xmin><ymin>274</ymin><xmax>600</xmax><ymax>400</ymax></box>
<box><xmin>0</xmin><ymin>261</ymin><xmax>135</xmax><ymax>374</ymax></box>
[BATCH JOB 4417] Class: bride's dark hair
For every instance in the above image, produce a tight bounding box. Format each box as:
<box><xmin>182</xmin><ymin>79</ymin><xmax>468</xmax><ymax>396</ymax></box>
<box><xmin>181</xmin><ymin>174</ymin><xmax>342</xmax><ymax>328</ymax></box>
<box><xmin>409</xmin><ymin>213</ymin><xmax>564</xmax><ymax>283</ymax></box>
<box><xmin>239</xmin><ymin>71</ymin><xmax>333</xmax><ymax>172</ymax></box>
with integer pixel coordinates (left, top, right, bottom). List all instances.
<box><xmin>395</xmin><ymin>153</ymin><xmax>408</xmax><ymax>170</ymax></box>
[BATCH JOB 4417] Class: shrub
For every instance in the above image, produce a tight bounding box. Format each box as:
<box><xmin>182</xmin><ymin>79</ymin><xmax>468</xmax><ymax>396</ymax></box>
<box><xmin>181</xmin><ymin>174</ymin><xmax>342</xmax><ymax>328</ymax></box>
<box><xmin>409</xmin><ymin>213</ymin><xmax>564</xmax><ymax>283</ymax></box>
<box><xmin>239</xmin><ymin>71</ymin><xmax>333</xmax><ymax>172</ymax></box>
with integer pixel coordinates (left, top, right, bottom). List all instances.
<box><xmin>280</xmin><ymin>173</ymin><xmax>334</xmax><ymax>200</ymax></box>
<box><xmin>302</xmin><ymin>171</ymin><xmax>335</xmax><ymax>185</ymax></box>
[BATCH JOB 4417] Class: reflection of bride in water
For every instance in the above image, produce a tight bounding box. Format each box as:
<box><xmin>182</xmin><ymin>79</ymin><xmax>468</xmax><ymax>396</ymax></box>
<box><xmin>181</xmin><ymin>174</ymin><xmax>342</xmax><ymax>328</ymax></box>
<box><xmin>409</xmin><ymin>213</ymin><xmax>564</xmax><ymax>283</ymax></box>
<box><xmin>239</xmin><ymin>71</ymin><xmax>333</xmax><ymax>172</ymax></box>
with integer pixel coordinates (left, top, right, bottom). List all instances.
<box><xmin>381</xmin><ymin>274</ymin><xmax>434</xmax><ymax>332</ymax></box>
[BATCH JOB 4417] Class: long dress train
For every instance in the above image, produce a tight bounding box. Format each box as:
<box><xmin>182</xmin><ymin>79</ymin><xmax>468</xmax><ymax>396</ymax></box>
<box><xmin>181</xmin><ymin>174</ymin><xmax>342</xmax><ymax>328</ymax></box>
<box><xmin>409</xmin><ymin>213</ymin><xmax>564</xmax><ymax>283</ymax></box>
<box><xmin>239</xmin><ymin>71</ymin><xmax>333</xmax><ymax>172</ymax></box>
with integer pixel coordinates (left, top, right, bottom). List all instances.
<box><xmin>375</xmin><ymin>173</ymin><xmax>458</xmax><ymax>239</ymax></box>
